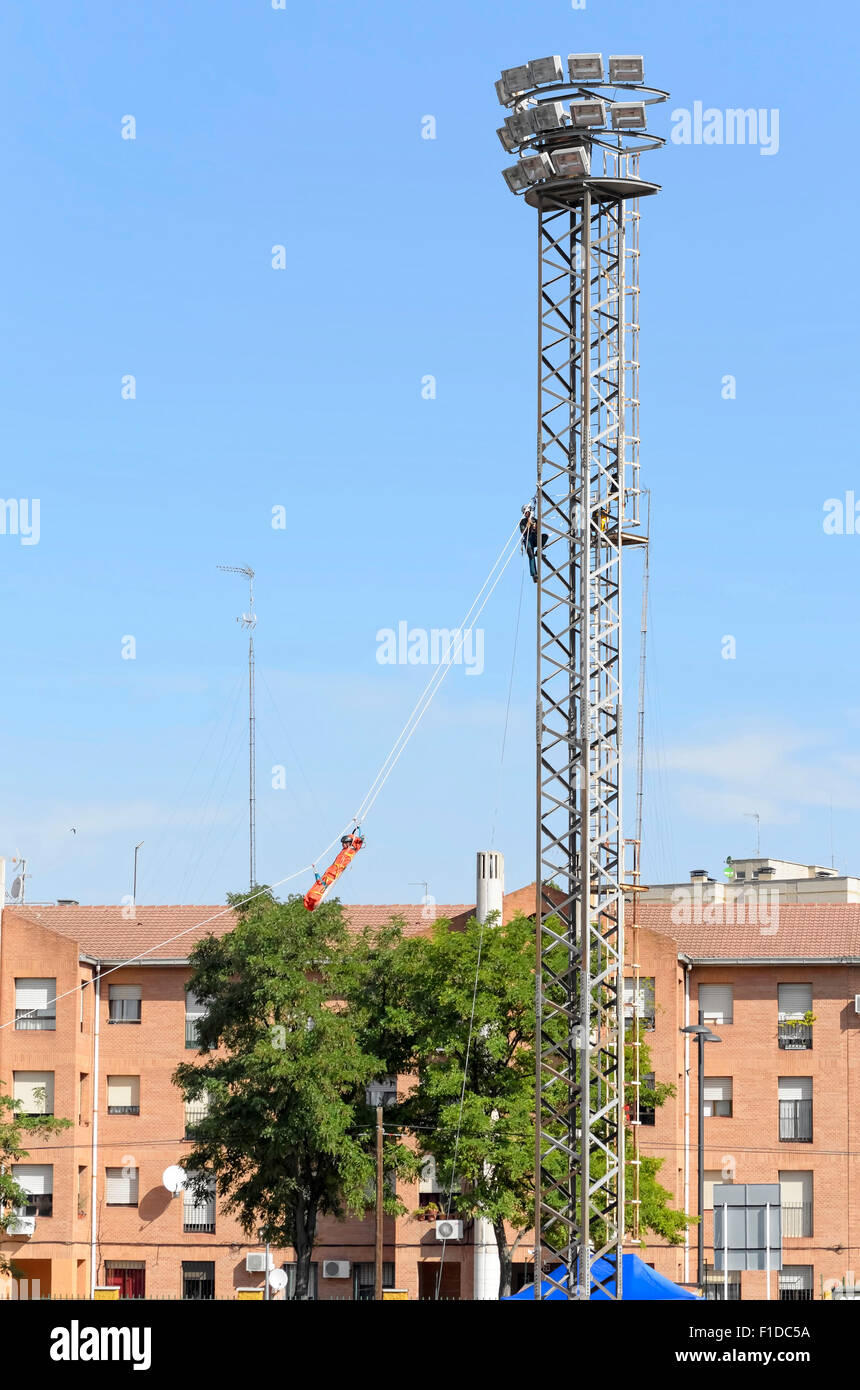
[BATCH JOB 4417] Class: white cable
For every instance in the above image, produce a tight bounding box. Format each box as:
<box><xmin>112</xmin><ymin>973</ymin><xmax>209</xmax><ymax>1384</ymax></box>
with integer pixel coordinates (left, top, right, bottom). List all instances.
<box><xmin>353</xmin><ymin>523</ymin><xmax>521</xmax><ymax>824</ymax></box>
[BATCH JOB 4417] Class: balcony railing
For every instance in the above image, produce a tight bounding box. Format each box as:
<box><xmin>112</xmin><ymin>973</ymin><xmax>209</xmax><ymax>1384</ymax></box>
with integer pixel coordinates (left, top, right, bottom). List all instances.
<box><xmin>779</xmin><ymin>1099</ymin><xmax>813</xmax><ymax>1142</ymax></box>
<box><xmin>778</xmin><ymin>1021</ymin><xmax>812</xmax><ymax>1050</ymax></box>
<box><xmin>781</xmin><ymin>1201</ymin><xmax>813</xmax><ymax>1238</ymax></box>
<box><xmin>185</xmin><ymin>1017</ymin><xmax>200</xmax><ymax>1048</ymax></box>
<box><xmin>14</xmin><ymin>1011</ymin><xmax>56</xmax><ymax>1031</ymax></box>
<box><xmin>108</xmin><ymin>1106</ymin><xmax>140</xmax><ymax>1115</ymax></box>
<box><xmin>184</xmin><ymin>1103</ymin><xmax>209</xmax><ymax>1140</ymax></box>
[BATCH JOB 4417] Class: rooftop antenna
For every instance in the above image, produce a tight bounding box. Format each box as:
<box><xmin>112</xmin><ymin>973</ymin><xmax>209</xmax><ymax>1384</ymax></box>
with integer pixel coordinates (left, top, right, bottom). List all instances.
<box><xmin>744</xmin><ymin>811</ymin><xmax>761</xmax><ymax>858</ymax></box>
<box><xmin>218</xmin><ymin>564</ymin><xmax>257</xmax><ymax>889</ymax></box>
<box><xmin>10</xmin><ymin>851</ymin><xmax>28</xmax><ymax>904</ymax></box>
<box><xmin>133</xmin><ymin>841</ymin><xmax>144</xmax><ymax>903</ymax></box>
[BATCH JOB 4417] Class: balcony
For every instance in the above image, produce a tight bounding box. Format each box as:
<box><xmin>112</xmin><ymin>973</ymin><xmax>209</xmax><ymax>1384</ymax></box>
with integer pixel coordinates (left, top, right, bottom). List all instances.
<box><xmin>14</xmin><ymin>1011</ymin><xmax>56</xmax><ymax>1031</ymax></box>
<box><xmin>108</xmin><ymin>1106</ymin><xmax>140</xmax><ymax>1115</ymax></box>
<box><xmin>781</xmin><ymin>1202</ymin><xmax>813</xmax><ymax>1238</ymax></box>
<box><xmin>778</xmin><ymin>1021</ymin><xmax>812</xmax><ymax>1050</ymax></box>
<box><xmin>779</xmin><ymin>1099</ymin><xmax>813</xmax><ymax>1143</ymax></box>
<box><xmin>185</xmin><ymin>1017</ymin><xmax>200</xmax><ymax>1048</ymax></box>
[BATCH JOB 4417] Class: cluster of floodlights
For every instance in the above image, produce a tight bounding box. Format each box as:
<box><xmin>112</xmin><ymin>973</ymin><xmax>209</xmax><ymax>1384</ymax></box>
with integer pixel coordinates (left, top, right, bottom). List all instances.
<box><xmin>496</xmin><ymin>53</ymin><xmax>654</xmax><ymax>194</ymax></box>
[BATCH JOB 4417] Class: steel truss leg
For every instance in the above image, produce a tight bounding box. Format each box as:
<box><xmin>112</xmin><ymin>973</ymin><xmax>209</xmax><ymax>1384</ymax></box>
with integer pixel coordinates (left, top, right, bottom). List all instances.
<box><xmin>535</xmin><ymin>187</ymin><xmax>626</xmax><ymax>1301</ymax></box>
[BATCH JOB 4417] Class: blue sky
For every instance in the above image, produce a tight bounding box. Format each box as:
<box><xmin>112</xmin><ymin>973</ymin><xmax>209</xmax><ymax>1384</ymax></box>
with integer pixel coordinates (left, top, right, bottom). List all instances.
<box><xmin>1</xmin><ymin>0</ymin><xmax>858</xmax><ymax>909</ymax></box>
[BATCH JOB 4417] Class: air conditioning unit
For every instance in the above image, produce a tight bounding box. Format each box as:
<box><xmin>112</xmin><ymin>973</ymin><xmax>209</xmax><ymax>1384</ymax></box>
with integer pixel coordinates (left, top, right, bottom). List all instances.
<box><xmin>854</xmin><ymin>995</ymin><xmax>860</xmax><ymax>1015</ymax></box>
<box><xmin>322</xmin><ymin>1260</ymin><xmax>350</xmax><ymax>1280</ymax></box>
<box><xmin>7</xmin><ymin>1212</ymin><xmax>36</xmax><ymax>1237</ymax></box>
<box><xmin>435</xmin><ymin>1219</ymin><xmax>463</xmax><ymax>1242</ymax></box>
<box><xmin>245</xmin><ymin>1252</ymin><xmax>269</xmax><ymax>1273</ymax></box>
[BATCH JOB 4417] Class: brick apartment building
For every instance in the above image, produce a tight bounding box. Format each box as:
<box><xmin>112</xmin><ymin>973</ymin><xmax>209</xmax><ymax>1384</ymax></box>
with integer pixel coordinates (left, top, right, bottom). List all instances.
<box><xmin>0</xmin><ymin>886</ymin><xmax>538</xmax><ymax>1302</ymax></box>
<box><xmin>632</xmin><ymin>895</ymin><xmax>860</xmax><ymax>1301</ymax></box>
<box><xmin>5</xmin><ymin>861</ymin><xmax>858</xmax><ymax>1302</ymax></box>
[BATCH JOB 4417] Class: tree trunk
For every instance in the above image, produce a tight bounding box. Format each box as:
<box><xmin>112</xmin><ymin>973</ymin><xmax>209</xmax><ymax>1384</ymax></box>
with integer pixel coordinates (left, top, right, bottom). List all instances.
<box><xmin>293</xmin><ymin>1196</ymin><xmax>318</xmax><ymax>1300</ymax></box>
<box><xmin>494</xmin><ymin>1218</ymin><xmax>513</xmax><ymax>1300</ymax></box>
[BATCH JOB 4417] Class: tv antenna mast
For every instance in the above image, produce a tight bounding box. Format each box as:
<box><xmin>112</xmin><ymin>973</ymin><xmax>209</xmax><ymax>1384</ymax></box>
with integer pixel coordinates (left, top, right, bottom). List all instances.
<box><xmin>218</xmin><ymin>564</ymin><xmax>257</xmax><ymax>889</ymax></box>
<box><xmin>495</xmin><ymin>51</ymin><xmax>668</xmax><ymax>1299</ymax></box>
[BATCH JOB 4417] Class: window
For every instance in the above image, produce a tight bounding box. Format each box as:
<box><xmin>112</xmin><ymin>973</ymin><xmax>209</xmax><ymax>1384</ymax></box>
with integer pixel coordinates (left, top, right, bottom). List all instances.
<box><xmin>104</xmin><ymin>1262</ymin><xmax>145</xmax><ymax>1299</ymax></box>
<box><xmin>703</xmin><ymin>1170</ymin><xmax>734</xmax><ymax>1211</ymax></box>
<box><xmin>703</xmin><ymin>1077</ymin><xmax>733</xmax><ymax>1118</ymax></box>
<box><xmin>780</xmin><ymin>1170</ymin><xmax>813</xmax><ymax>1238</ymax></box>
<box><xmin>183</xmin><ymin>1176</ymin><xmax>216</xmax><ymax>1233</ymax></box>
<box><xmin>13</xmin><ymin>1071</ymin><xmax>54</xmax><ymax>1116</ymax></box>
<box><xmin>109</xmin><ymin>984</ymin><xmax>141</xmax><ymax>1023</ymax></box>
<box><xmin>79</xmin><ymin>1073</ymin><xmax>90</xmax><ymax>1125</ymax></box>
<box><xmin>778</xmin><ymin>984</ymin><xmax>813</xmax><ymax>1050</ymax></box>
<box><xmin>184</xmin><ymin>1094</ymin><xmax>210</xmax><ymax>1140</ymax></box>
<box><xmin>182</xmin><ymin>1261</ymin><xmax>215</xmax><ymax>1300</ymax></box>
<box><xmin>77</xmin><ymin>1166</ymin><xmax>88</xmax><ymax>1219</ymax></box>
<box><xmin>282</xmin><ymin>1263</ymin><xmax>318</xmax><ymax>1300</ymax></box>
<box><xmin>779</xmin><ymin>1265</ymin><xmax>813</xmax><ymax>1301</ymax></box>
<box><xmin>106</xmin><ymin>1166</ymin><xmax>139</xmax><ymax>1206</ymax></box>
<box><xmin>185</xmin><ymin>990</ymin><xmax>206</xmax><ymax>1048</ymax></box>
<box><xmin>639</xmin><ymin>1071</ymin><xmax>656</xmax><ymax>1125</ymax></box>
<box><xmin>698</xmin><ymin>984</ymin><xmax>733</xmax><ymax>1026</ymax></box>
<box><xmin>353</xmin><ymin>1262</ymin><xmax>395</xmax><ymax>1300</ymax></box>
<box><xmin>779</xmin><ymin>1077</ymin><xmax>812</xmax><ymax>1142</ymax></box>
<box><xmin>13</xmin><ymin>1164</ymin><xmax>53</xmax><ymax>1217</ymax></box>
<box><xmin>624</xmin><ymin>977</ymin><xmax>655</xmax><ymax>1030</ymax></box>
<box><xmin>703</xmin><ymin>1266</ymin><xmax>741</xmax><ymax>1301</ymax></box>
<box><xmin>15</xmin><ymin>978</ymin><xmax>56</xmax><ymax>1030</ymax></box>
<box><xmin>107</xmin><ymin>1075</ymin><xmax>140</xmax><ymax>1115</ymax></box>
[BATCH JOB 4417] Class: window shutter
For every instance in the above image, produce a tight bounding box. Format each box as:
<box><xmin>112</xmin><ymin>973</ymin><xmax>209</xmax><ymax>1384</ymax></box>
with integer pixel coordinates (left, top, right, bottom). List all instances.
<box><xmin>699</xmin><ymin>984</ymin><xmax>733</xmax><ymax>1024</ymax></box>
<box><xmin>13</xmin><ymin>1072</ymin><xmax>54</xmax><ymax>1114</ymax></box>
<box><xmin>110</xmin><ymin>985</ymin><xmax>141</xmax><ymax>1001</ymax></box>
<box><xmin>778</xmin><ymin>984</ymin><xmax>812</xmax><ymax>1020</ymax></box>
<box><xmin>107</xmin><ymin>1076</ymin><xmax>140</xmax><ymax>1108</ymax></box>
<box><xmin>779</xmin><ymin>1171</ymin><xmax>812</xmax><ymax>1205</ymax></box>
<box><xmin>15</xmin><ymin>979</ymin><xmax>54</xmax><ymax>1012</ymax></box>
<box><xmin>185</xmin><ymin>990</ymin><xmax>206</xmax><ymax>1019</ymax></box>
<box><xmin>13</xmin><ymin>1164</ymin><xmax>53</xmax><ymax>1195</ymax></box>
<box><xmin>106</xmin><ymin>1167</ymin><xmax>139</xmax><ymax>1204</ymax></box>
<box><xmin>703</xmin><ymin>1077</ymin><xmax>731</xmax><ymax>1102</ymax></box>
<box><xmin>778</xmin><ymin>1076</ymin><xmax>812</xmax><ymax>1101</ymax></box>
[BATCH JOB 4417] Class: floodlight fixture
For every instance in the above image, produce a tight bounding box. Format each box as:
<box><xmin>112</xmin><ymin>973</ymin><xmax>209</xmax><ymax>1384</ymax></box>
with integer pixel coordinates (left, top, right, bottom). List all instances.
<box><xmin>570</xmin><ymin>99</ymin><xmax>607</xmax><ymax>128</ymax></box>
<box><xmin>551</xmin><ymin>145</ymin><xmax>591</xmax><ymax>179</ymax></box>
<box><xmin>568</xmin><ymin>53</ymin><xmax>604</xmax><ymax>84</ymax></box>
<box><xmin>501</xmin><ymin>64</ymin><xmax>531</xmax><ymax>97</ymax></box>
<box><xmin>519</xmin><ymin>152</ymin><xmax>553</xmax><ymax>184</ymax></box>
<box><xmin>505</xmin><ymin>109</ymin><xmax>537</xmax><ymax>142</ymax></box>
<box><xmin>495</xmin><ymin>78</ymin><xmax>510</xmax><ymax>106</ymax></box>
<box><xmin>610</xmin><ymin>102</ymin><xmax>647</xmax><ymax>130</ymax></box>
<box><xmin>609</xmin><ymin>54</ymin><xmax>645</xmax><ymax>85</ymax></box>
<box><xmin>502</xmin><ymin>162</ymin><xmax>531</xmax><ymax>193</ymax></box>
<box><xmin>528</xmin><ymin>55</ymin><xmax>564</xmax><ymax>85</ymax></box>
<box><xmin>497</xmin><ymin>126</ymin><xmax>517</xmax><ymax>153</ymax></box>
<box><xmin>531</xmin><ymin>100</ymin><xmax>567</xmax><ymax>132</ymax></box>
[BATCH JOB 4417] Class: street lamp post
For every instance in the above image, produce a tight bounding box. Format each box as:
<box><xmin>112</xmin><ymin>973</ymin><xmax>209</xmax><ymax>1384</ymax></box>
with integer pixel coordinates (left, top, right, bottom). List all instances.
<box><xmin>680</xmin><ymin>1011</ymin><xmax>722</xmax><ymax>1289</ymax></box>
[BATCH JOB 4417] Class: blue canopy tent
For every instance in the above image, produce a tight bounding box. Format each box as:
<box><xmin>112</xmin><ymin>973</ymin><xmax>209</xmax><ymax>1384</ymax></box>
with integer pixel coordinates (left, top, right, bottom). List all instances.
<box><xmin>506</xmin><ymin>1253</ymin><xmax>700</xmax><ymax>1300</ymax></box>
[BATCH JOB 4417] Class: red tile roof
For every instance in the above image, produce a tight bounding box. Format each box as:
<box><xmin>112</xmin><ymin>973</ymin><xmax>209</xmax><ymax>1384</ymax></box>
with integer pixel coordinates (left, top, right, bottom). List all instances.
<box><xmin>638</xmin><ymin>901</ymin><xmax>860</xmax><ymax>961</ymax></box>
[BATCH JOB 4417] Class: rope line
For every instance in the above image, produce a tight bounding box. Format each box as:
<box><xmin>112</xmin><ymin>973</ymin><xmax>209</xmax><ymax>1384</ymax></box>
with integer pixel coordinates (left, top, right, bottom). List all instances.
<box><xmin>0</xmin><ymin>524</ymin><xmax>522</xmax><ymax>1034</ymax></box>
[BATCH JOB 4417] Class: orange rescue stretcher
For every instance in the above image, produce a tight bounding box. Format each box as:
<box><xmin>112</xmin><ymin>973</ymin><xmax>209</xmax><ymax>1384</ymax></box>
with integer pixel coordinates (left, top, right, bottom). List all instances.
<box><xmin>303</xmin><ymin>830</ymin><xmax>365</xmax><ymax>911</ymax></box>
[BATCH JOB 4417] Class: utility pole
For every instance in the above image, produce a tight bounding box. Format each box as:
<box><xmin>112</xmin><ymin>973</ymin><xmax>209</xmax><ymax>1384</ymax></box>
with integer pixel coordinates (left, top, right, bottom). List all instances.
<box><xmin>495</xmin><ymin>50</ymin><xmax>668</xmax><ymax>1300</ymax></box>
<box><xmin>375</xmin><ymin>1104</ymin><xmax>384</xmax><ymax>1300</ymax></box>
<box><xmin>218</xmin><ymin>565</ymin><xmax>257</xmax><ymax>889</ymax></box>
<box><xmin>133</xmin><ymin>842</ymin><xmax>143</xmax><ymax>902</ymax></box>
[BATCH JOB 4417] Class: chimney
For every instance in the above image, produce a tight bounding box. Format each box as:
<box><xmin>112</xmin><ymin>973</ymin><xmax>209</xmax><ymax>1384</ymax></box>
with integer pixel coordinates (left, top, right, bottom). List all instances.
<box><xmin>476</xmin><ymin>851</ymin><xmax>505</xmax><ymax>926</ymax></box>
<box><xmin>756</xmin><ymin>866</ymin><xmax>776</xmax><ymax>880</ymax></box>
<box><xmin>690</xmin><ymin>869</ymin><xmax>708</xmax><ymax>882</ymax></box>
<box><xmin>56</xmin><ymin>899</ymin><xmax>79</xmax><ymax>907</ymax></box>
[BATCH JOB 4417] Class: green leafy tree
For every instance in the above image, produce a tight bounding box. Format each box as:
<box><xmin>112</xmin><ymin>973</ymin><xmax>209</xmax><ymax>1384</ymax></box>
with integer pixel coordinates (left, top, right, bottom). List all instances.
<box><xmin>0</xmin><ymin>1085</ymin><xmax>71</xmax><ymax>1276</ymax></box>
<box><xmin>173</xmin><ymin>889</ymin><xmax>416</xmax><ymax>1300</ymax></box>
<box><xmin>625</xmin><ymin>1028</ymin><xmax>693</xmax><ymax>1246</ymax></box>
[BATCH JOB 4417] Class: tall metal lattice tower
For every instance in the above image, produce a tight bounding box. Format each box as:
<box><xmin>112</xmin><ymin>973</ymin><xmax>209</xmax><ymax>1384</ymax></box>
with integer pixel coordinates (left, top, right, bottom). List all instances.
<box><xmin>494</xmin><ymin>53</ymin><xmax>667</xmax><ymax>1300</ymax></box>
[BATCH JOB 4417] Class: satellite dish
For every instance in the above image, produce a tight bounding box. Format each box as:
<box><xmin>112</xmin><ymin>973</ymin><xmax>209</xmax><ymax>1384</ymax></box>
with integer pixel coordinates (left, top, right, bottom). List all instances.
<box><xmin>162</xmin><ymin>1165</ymin><xmax>187</xmax><ymax>1196</ymax></box>
<box><xmin>268</xmin><ymin>1268</ymin><xmax>288</xmax><ymax>1292</ymax></box>
<box><xmin>10</xmin><ymin>877</ymin><xmax>21</xmax><ymax>901</ymax></box>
